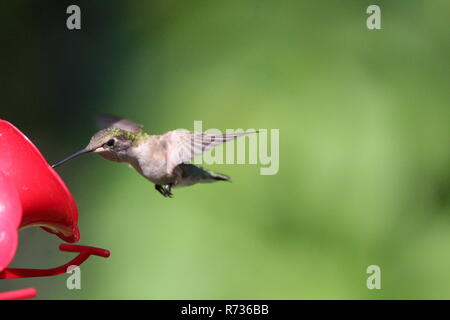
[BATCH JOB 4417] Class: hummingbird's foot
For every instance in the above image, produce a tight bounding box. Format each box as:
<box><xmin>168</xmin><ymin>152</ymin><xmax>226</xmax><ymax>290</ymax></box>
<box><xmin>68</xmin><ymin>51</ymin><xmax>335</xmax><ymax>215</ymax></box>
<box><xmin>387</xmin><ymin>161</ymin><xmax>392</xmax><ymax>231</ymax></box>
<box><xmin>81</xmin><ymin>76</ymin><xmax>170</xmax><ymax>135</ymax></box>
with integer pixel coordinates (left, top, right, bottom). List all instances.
<box><xmin>155</xmin><ymin>184</ymin><xmax>173</xmax><ymax>198</ymax></box>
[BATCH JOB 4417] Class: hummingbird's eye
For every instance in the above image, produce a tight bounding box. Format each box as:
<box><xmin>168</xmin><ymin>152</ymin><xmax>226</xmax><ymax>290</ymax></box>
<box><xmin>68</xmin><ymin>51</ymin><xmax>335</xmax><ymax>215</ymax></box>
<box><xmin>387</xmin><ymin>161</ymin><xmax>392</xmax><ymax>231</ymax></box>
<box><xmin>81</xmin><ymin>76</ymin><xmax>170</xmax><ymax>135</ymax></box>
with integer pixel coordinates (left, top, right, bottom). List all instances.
<box><xmin>106</xmin><ymin>139</ymin><xmax>115</xmax><ymax>147</ymax></box>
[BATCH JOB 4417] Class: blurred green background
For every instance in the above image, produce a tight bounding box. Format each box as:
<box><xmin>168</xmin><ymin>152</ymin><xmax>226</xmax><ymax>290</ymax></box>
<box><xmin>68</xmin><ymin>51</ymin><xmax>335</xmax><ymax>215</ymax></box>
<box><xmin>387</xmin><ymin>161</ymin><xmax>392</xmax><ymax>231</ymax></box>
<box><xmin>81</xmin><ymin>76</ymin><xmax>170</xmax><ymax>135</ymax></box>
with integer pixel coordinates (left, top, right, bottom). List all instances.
<box><xmin>1</xmin><ymin>0</ymin><xmax>449</xmax><ymax>299</ymax></box>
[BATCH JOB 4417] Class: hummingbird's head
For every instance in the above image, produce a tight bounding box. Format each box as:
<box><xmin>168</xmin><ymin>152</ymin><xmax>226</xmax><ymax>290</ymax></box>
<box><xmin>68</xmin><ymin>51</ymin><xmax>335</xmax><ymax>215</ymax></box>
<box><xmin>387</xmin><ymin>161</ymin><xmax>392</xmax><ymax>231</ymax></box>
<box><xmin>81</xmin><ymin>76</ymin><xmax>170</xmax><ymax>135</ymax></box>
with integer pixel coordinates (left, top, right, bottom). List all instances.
<box><xmin>86</xmin><ymin>128</ymin><xmax>137</xmax><ymax>162</ymax></box>
<box><xmin>52</xmin><ymin>127</ymin><xmax>148</xmax><ymax>168</ymax></box>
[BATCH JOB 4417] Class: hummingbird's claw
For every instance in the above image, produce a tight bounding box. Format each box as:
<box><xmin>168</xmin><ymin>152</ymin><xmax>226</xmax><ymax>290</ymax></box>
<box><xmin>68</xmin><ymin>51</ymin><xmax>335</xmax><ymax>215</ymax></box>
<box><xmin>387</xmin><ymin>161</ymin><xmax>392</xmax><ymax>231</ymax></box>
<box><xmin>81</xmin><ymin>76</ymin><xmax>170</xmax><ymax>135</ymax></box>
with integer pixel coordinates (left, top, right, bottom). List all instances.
<box><xmin>155</xmin><ymin>184</ymin><xmax>173</xmax><ymax>198</ymax></box>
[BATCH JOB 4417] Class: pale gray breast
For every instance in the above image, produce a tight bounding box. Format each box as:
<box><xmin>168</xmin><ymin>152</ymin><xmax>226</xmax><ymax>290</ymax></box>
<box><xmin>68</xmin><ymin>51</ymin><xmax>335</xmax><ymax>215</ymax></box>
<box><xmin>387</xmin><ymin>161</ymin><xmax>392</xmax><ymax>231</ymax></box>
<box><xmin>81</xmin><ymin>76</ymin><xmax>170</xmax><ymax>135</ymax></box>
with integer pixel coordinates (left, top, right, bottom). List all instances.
<box><xmin>131</xmin><ymin>136</ymin><xmax>172</xmax><ymax>184</ymax></box>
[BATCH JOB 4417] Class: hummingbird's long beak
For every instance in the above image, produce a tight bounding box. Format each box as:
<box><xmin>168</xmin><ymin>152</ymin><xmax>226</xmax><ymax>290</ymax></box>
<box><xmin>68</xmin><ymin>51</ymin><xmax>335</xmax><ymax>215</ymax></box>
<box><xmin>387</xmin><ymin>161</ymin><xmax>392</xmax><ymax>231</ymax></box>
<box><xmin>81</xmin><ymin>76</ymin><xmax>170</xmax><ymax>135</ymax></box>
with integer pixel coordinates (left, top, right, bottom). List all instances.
<box><xmin>51</xmin><ymin>149</ymin><xmax>92</xmax><ymax>168</ymax></box>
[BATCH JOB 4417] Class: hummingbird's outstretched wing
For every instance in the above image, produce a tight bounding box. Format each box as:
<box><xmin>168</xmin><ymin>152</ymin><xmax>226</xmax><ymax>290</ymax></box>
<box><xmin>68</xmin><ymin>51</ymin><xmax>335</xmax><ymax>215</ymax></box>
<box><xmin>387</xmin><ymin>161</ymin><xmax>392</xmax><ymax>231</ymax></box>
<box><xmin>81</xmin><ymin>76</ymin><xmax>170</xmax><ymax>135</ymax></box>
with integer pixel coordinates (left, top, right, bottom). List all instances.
<box><xmin>97</xmin><ymin>114</ymin><xmax>144</xmax><ymax>133</ymax></box>
<box><xmin>162</xmin><ymin>130</ymin><xmax>257</xmax><ymax>175</ymax></box>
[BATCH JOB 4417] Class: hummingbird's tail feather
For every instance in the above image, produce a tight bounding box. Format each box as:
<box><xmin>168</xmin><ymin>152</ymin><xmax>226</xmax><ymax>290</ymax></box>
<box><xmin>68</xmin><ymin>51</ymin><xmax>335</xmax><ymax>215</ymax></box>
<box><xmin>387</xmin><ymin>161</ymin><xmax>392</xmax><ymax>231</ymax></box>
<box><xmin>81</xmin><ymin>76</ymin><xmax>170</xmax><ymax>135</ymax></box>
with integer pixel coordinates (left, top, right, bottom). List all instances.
<box><xmin>176</xmin><ymin>163</ymin><xmax>230</xmax><ymax>187</ymax></box>
<box><xmin>210</xmin><ymin>171</ymin><xmax>231</xmax><ymax>182</ymax></box>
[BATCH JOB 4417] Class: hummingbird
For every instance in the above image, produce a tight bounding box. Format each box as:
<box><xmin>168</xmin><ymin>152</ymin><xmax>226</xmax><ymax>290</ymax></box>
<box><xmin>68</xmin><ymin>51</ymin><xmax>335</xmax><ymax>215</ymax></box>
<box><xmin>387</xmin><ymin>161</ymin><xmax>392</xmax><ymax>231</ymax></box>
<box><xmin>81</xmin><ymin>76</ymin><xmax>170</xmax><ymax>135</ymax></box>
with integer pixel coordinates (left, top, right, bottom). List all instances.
<box><xmin>52</xmin><ymin>115</ymin><xmax>256</xmax><ymax>198</ymax></box>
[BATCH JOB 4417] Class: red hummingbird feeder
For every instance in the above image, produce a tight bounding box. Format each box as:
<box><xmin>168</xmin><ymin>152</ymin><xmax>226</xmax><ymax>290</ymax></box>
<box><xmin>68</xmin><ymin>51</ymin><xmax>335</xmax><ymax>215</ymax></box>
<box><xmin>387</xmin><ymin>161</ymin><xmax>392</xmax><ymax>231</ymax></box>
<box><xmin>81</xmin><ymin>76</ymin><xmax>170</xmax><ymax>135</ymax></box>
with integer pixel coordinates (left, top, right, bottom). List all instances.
<box><xmin>0</xmin><ymin>120</ymin><xmax>110</xmax><ymax>299</ymax></box>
